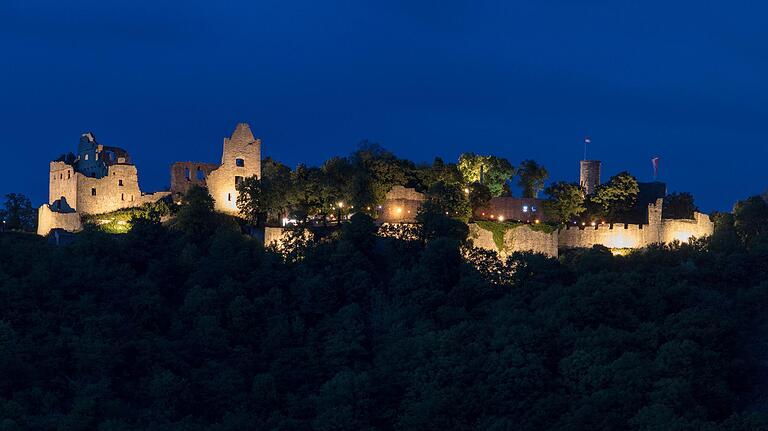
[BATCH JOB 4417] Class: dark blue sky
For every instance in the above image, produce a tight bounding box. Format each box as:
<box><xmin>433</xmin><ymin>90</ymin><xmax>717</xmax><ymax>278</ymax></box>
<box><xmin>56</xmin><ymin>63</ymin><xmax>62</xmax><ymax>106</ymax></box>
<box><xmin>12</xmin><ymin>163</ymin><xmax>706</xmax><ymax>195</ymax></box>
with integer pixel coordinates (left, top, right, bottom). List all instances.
<box><xmin>2</xmin><ymin>1</ymin><xmax>767</xmax><ymax>212</ymax></box>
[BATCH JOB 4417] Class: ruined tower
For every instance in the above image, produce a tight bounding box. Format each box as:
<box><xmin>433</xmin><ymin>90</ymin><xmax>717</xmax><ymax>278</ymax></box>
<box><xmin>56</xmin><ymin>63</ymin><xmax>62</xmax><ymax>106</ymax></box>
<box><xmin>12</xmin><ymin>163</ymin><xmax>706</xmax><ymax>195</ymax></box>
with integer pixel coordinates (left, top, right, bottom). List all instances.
<box><xmin>579</xmin><ymin>160</ymin><xmax>601</xmax><ymax>195</ymax></box>
<box><xmin>205</xmin><ymin>123</ymin><xmax>262</xmax><ymax>213</ymax></box>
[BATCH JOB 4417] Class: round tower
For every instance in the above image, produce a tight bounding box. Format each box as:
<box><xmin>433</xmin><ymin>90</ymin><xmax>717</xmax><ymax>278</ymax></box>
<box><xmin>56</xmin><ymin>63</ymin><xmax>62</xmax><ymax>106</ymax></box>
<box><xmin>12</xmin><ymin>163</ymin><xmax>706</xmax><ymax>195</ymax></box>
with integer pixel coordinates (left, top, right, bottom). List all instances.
<box><xmin>579</xmin><ymin>160</ymin><xmax>601</xmax><ymax>195</ymax></box>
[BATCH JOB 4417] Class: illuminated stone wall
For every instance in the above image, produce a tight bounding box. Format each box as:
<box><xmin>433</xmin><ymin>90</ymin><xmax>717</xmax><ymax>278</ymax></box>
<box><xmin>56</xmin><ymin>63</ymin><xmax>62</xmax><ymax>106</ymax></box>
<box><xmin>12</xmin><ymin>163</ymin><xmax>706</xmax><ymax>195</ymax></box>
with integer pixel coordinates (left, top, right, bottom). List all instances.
<box><xmin>201</xmin><ymin>123</ymin><xmax>262</xmax><ymax>214</ymax></box>
<box><xmin>469</xmin><ymin>223</ymin><xmax>558</xmax><ymax>257</ymax></box>
<box><xmin>74</xmin><ymin>164</ymin><xmax>168</xmax><ymax>215</ymax></box>
<box><xmin>40</xmin><ymin>134</ymin><xmax>169</xmax><ymax>235</ymax></box>
<box><xmin>377</xmin><ymin>186</ymin><xmax>426</xmax><ymax>223</ymax></box>
<box><xmin>659</xmin><ymin>212</ymin><xmax>714</xmax><ymax>244</ymax></box>
<box><xmin>37</xmin><ymin>204</ymin><xmax>82</xmax><ymax>236</ymax></box>
<box><xmin>558</xmin><ymin>223</ymin><xmax>653</xmax><ymax>249</ymax></box>
<box><xmin>559</xmin><ymin>199</ymin><xmax>712</xmax><ymax>249</ymax></box>
<box><xmin>264</xmin><ymin>226</ymin><xmax>288</xmax><ymax>247</ymax></box>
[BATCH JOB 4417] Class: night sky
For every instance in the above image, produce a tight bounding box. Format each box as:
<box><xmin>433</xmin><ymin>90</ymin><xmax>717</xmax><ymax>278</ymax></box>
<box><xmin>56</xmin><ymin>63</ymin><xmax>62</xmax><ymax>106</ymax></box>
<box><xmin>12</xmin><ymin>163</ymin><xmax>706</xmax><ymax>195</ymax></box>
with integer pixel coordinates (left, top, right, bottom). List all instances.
<box><xmin>3</xmin><ymin>1</ymin><xmax>767</xmax><ymax>212</ymax></box>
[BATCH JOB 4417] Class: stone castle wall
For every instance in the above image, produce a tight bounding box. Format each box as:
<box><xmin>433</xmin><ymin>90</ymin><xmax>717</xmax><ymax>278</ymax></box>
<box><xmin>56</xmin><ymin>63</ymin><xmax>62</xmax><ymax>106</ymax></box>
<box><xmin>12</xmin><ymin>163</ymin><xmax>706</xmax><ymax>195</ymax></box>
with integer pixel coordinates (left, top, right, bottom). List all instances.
<box><xmin>377</xmin><ymin>186</ymin><xmax>426</xmax><ymax>223</ymax></box>
<box><xmin>170</xmin><ymin>123</ymin><xmax>262</xmax><ymax>214</ymax></box>
<box><xmin>659</xmin><ymin>212</ymin><xmax>714</xmax><ymax>244</ymax></box>
<box><xmin>468</xmin><ymin>198</ymin><xmax>712</xmax><ymax>257</ymax></box>
<box><xmin>558</xmin><ymin>223</ymin><xmax>654</xmax><ymax>249</ymax></box>
<box><xmin>170</xmin><ymin>162</ymin><xmax>220</xmax><ymax>200</ymax></box>
<box><xmin>469</xmin><ymin>223</ymin><xmax>558</xmax><ymax>257</ymax></box>
<box><xmin>47</xmin><ymin>163</ymin><xmax>169</xmax><ymax>217</ymax></box>
<box><xmin>37</xmin><ymin>204</ymin><xmax>82</xmax><ymax>236</ymax></box>
<box><xmin>49</xmin><ymin>161</ymin><xmax>78</xmax><ymax>210</ymax></box>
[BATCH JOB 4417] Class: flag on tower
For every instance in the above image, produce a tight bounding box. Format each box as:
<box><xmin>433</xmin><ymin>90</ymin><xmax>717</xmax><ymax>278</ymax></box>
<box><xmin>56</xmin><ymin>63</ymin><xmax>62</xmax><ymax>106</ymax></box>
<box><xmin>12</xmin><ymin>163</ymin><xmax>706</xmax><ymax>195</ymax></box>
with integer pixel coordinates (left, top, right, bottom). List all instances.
<box><xmin>583</xmin><ymin>136</ymin><xmax>591</xmax><ymax>160</ymax></box>
<box><xmin>651</xmin><ymin>156</ymin><xmax>660</xmax><ymax>180</ymax></box>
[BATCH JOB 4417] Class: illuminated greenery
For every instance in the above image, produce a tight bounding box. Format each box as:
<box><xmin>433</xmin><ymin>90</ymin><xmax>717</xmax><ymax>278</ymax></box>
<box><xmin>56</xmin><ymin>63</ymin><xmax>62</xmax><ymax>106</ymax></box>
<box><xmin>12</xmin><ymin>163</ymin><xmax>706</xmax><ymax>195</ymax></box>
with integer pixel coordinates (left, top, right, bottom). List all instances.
<box><xmin>81</xmin><ymin>201</ymin><xmax>170</xmax><ymax>234</ymax></box>
<box><xmin>475</xmin><ymin>220</ymin><xmax>556</xmax><ymax>251</ymax></box>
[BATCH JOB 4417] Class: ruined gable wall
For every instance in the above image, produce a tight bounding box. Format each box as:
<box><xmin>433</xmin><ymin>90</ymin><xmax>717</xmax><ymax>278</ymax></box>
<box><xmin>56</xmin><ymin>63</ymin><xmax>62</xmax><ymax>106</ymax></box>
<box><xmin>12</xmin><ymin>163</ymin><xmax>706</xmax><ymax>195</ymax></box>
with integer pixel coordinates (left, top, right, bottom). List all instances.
<box><xmin>49</xmin><ymin>161</ymin><xmax>78</xmax><ymax>210</ymax></box>
<box><xmin>37</xmin><ymin>204</ymin><xmax>82</xmax><ymax>236</ymax></box>
<box><xmin>207</xmin><ymin>125</ymin><xmax>261</xmax><ymax>214</ymax></box>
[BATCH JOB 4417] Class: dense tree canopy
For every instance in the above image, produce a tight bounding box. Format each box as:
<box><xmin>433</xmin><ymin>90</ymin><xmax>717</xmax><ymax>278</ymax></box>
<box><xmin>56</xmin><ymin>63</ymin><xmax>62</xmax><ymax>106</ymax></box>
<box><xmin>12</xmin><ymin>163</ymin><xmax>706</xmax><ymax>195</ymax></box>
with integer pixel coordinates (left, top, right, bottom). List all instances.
<box><xmin>663</xmin><ymin>192</ymin><xmax>698</xmax><ymax>219</ymax></box>
<box><xmin>457</xmin><ymin>153</ymin><xmax>515</xmax><ymax>197</ymax></box>
<box><xmin>590</xmin><ymin>171</ymin><xmax>640</xmax><ymax>222</ymax></box>
<box><xmin>1</xmin><ymin>191</ymin><xmax>767</xmax><ymax>430</ymax></box>
<box><xmin>544</xmin><ymin>182</ymin><xmax>586</xmax><ymax>223</ymax></box>
<box><xmin>516</xmin><ymin>159</ymin><xmax>549</xmax><ymax>198</ymax></box>
<box><xmin>1</xmin><ymin>193</ymin><xmax>36</xmax><ymax>232</ymax></box>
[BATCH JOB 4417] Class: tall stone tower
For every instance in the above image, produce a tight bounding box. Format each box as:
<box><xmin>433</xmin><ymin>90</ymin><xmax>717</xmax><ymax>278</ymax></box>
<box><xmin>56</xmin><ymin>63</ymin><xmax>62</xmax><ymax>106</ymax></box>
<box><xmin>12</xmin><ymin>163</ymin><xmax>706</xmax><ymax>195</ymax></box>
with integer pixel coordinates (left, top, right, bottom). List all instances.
<box><xmin>579</xmin><ymin>160</ymin><xmax>601</xmax><ymax>195</ymax></box>
<box><xmin>206</xmin><ymin>123</ymin><xmax>262</xmax><ymax>213</ymax></box>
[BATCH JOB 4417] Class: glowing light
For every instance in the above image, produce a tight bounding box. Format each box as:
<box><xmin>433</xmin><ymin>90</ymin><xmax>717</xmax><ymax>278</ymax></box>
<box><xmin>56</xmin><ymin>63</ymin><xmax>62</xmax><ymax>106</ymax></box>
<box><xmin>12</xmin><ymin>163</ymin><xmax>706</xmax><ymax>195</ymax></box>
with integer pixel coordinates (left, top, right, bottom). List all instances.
<box><xmin>337</xmin><ymin>201</ymin><xmax>344</xmax><ymax>208</ymax></box>
<box><xmin>535</xmin><ymin>219</ymin><xmax>540</xmax><ymax>224</ymax></box>
<box><xmin>395</xmin><ymin>207</ymin><xmax>403</xmax><ymax>214</ymax></box>
<box><xmin>673</xmin><ymin>231</ymin><xmax>694</xmax><ymax>243</ymax></box>
<box><xmin>522</xmin><ymin>205</ymin><xmax>529</xmax><ymax>213</ymax></box>
<box><xmin>498</xmin><ymin>215</ymin><xmax>504</xmax><ymax>221</ymax></box>
<box><xmin>581</xmin><ymin>222</ymin><xmax>586</xmax><ymax>226</ymax></box>
<box><xmin>591</xmin><ymin>221</ymin><xmax>596</xmax><ymax>226</ymax></box>
<box><xmin>464</xmin><ymin>188</ymin><xmax>470</xmax><ymax>194</ymax></box>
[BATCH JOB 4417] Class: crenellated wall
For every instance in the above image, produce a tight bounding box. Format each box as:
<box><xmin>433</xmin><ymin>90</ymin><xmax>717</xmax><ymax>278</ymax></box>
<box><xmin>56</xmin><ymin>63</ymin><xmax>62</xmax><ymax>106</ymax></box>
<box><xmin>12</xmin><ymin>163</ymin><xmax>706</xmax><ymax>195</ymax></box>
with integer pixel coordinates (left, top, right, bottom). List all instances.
<box><xmin>469</xmin><ymin>199</ymin><xmax>713</xmax><ymax>257</ymax></box>
<box><xmin>558</xmin><ymin>199</ymin><xmax>712</xmax><ymax>250</ymax></box>
<box><xmin>559</xmin><ymin>223</ymin><xmax>653</xmax><ymax>249</ymax></box>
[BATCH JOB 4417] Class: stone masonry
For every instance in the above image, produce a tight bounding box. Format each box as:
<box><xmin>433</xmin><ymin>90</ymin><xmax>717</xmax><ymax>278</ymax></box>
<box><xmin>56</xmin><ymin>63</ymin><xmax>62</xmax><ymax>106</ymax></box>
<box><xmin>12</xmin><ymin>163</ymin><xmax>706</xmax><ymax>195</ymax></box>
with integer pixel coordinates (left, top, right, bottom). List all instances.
<box><xmin>38</xmin><ymin>132</ymin><xmax>169</xmax><ymax>235</ymax></box>
<box><xmin>170</xmin><ymin>123</ymin><xmax>261</xmax><ymax>214</ymax></box>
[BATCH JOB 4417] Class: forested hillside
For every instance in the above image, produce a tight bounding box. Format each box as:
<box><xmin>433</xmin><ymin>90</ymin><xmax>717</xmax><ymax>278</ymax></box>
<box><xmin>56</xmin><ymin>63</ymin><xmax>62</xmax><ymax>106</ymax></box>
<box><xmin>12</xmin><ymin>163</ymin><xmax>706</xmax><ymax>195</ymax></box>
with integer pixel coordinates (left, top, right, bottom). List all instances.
<box><xmin>1</xmin><ymin>196</ymin><xmax>768</xmax><ymax>430</ymax></box>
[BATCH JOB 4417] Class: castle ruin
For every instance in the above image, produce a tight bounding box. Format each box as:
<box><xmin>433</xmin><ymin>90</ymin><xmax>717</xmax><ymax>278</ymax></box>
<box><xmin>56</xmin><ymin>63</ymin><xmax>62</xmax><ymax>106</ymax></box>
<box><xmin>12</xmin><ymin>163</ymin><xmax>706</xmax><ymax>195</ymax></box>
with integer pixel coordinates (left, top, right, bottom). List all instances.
<box><xmin>38</xmin><ymin>123</ymin><xmax>262</xmax><ymax>235</ymax></box>
<box><xmin>170</xmin><ymin>123</ymin><xmax>261</xmax><ymax>213</ymax></box>
<box><xmin>38</xmin><ymin>133</ymin><xmax>170</xmax><ymax>235</ymax></box>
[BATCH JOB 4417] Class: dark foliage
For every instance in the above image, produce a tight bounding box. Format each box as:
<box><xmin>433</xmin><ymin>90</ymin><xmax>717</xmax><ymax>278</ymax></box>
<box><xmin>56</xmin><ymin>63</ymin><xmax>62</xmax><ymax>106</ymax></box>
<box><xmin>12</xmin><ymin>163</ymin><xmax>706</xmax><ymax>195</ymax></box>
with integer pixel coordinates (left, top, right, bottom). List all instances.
<box><xmin>1</xmin><ymin>200</ymin><xmax>767</xmax><ymax>429</ymax></box>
